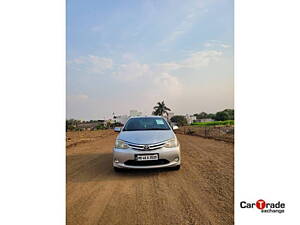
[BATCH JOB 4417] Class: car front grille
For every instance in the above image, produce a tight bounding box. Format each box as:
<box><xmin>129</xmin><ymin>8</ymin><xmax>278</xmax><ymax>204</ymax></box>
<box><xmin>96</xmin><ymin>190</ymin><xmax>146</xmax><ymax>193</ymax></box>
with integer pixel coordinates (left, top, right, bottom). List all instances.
<box><xmin>127</xmin><ymin>141</ymin><xmax>166</xmax><ymax>151</ymax></box>
<box><xmin>124</xmin><ymin>159</ymin><xmax>169</xmax><ymax>166</ymax></box>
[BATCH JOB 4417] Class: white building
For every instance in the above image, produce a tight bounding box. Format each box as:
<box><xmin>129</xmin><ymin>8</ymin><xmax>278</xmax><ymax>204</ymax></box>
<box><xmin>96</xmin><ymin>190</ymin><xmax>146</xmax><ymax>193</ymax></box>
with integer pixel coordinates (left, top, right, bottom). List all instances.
<box><xmin>185</xmin><ymin>114</ymin><xmax>197</xmax><ymax>125</ymax></box>
<box><xmin>114</xmin><ymin>109</ymin><xmax>143</xmax><ymax>125</ymax></box>
<box><xmin>129</xmin><ymin>110</ymin><xmax>142</xmax><ymax>117</ymax></box>
<box><xmin>115</xmin><ymin>115</ymin><xmax>129</xmax><ymax>125</ymax></box>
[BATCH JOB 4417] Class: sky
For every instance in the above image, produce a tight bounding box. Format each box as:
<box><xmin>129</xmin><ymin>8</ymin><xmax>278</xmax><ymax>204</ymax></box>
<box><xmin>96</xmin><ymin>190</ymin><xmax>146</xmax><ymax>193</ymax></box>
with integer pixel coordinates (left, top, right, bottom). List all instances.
<box><xmin>67</xmin><ymin>0</ymin><xmax>233</xmax><ymax>120</ymax></box>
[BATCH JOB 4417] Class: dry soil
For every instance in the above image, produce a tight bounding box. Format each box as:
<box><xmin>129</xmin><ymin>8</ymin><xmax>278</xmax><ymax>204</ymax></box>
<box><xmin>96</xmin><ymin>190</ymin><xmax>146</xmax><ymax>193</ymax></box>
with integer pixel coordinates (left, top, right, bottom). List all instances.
<box><xmin>67</xmin><ymin>131</ymin><xmax>233</xmax><ymax>225</ymax></box>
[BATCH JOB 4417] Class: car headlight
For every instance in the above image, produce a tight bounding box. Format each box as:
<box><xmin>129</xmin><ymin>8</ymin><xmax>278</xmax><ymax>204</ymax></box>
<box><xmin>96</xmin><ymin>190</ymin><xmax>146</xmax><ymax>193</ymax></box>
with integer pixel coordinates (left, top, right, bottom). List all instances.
<box><xmin>165</xmin><ymin>138</ymin><xmax>178</xmax><ymax>148</ymax></box>
<box><xmin>115</xmin><ymin>139</ymin><xmax>129</xmax><ymax>149</ymax></box>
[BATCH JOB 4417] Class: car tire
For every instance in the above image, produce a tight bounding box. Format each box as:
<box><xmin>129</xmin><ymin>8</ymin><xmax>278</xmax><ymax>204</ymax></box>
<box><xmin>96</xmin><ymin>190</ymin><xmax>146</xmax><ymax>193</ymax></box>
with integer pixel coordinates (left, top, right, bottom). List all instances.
<box><xmin>113</xmin><ymin>167</ymin><xmax>123</xmax><ymax>172</ymax></box>
<box><xmin>171</xmin><ymin>165</ymin><xmax>180</xmax><ymax>170</ymax></box>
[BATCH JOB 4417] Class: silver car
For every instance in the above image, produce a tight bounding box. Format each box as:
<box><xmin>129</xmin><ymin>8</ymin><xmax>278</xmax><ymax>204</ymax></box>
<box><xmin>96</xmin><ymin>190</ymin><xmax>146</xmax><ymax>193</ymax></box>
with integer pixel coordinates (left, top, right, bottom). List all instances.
<box><xmin>113</xmin><ymin>116</ymin><xmax>181</xmax><ymax>171</ymax></box>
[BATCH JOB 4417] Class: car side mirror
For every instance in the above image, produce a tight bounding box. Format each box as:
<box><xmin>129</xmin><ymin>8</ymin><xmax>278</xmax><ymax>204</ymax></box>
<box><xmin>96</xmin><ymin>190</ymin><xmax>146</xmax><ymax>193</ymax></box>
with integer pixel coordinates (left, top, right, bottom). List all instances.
<box><xmin>172</xmin><ymin>125</ymin><xmax>179</xmax><ymax>130</ymax></box>
<box><xmin>114</xmin><ymin>127</ymin><xmax>121</xmax><ymax>132</ymax></box>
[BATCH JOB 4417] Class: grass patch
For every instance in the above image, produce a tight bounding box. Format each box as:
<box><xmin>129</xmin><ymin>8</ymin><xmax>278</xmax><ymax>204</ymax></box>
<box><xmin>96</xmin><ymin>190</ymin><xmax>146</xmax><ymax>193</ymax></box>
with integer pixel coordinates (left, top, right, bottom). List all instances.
<box><xmin>191</xmin><ymin>120</ymin><xmax>234</xmax><ymax>127</ymax></box>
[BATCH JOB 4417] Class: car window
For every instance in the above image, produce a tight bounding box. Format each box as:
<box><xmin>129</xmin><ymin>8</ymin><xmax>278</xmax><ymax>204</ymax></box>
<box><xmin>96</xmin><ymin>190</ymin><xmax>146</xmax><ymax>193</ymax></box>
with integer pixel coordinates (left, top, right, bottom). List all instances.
<box><xmin>123</xmin><ymin>118</ymin><xmax>170</xmax><ymax>131</ymax></box>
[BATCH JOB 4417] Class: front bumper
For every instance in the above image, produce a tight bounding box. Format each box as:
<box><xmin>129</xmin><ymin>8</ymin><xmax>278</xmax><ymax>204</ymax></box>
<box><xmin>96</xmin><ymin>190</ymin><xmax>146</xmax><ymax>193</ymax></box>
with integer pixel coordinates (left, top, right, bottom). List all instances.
<box><xmin>113</xmin><ymin>145</ymin><xmax>181</xmax><ymax>169</ymax></box>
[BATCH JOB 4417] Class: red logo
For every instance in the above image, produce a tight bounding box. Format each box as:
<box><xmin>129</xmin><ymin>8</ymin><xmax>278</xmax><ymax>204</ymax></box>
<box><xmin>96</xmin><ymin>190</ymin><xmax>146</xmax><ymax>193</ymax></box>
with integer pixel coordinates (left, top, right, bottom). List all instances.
<box><xmin>256</xmin><ymin>199</ymin><xmax>266</xmax><ymax>209</ymax></box>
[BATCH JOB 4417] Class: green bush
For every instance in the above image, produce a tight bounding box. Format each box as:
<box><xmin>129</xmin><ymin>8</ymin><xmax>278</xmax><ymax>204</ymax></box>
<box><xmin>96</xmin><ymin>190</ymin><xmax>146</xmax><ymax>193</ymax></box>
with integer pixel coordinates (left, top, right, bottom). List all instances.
<box><xmin>95</xmin><ymin>125</ymin><xmax>105</xmax><ymax>130</ymax></box>
<box><xmin>191</xmin><ymin>120</ymin><xmax>234</xmax><ymax>127</ymax></box>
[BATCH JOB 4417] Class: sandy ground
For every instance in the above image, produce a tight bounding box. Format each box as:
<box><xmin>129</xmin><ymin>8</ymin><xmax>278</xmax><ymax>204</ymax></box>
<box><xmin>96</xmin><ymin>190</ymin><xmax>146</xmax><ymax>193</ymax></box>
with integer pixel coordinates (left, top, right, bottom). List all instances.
<box><xmin>67</xmin><ymin>131</ymin><xmax>234</xmax><ymax>225</ymax></box>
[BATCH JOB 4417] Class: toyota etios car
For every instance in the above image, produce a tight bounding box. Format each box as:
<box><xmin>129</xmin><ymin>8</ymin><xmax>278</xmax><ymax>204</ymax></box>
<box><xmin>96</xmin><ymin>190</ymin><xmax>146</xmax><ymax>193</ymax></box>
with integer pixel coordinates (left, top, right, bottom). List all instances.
<box><xmin>113</xmin><ymin>116</ymin><xmax>181</xmax><ymax>171</ymax></box>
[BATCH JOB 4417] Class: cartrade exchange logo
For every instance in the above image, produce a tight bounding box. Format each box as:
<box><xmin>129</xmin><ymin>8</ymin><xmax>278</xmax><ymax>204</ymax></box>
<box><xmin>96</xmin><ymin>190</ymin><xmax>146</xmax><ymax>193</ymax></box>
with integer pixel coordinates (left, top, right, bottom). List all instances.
<box><xmin>240</xmin><ymin>199</ymin><xmax>285</xmax><ymax>213</ymax></box>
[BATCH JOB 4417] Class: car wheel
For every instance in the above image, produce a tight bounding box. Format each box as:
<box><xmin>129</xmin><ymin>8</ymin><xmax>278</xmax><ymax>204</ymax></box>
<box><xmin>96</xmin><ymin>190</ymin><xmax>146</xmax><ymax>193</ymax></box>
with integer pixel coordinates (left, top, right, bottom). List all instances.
<box><xmin>171</xmin><ymin>165</ymin><xmax>180</xmax><ymax>170</ymax></box>
<box><xmin>113</xmin><ymin>167</ymin><xmax>123</xmax><ymax>172</ymax></box>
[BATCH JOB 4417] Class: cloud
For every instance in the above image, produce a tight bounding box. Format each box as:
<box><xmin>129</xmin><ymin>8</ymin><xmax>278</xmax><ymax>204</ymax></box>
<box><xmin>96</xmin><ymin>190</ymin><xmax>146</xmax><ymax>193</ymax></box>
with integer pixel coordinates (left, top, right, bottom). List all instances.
<box><xmin>154</xmin><ymin>72</ymin><xmax>182</xmax><ymax>95</ymax></box>
<box><xmin>68</xmin><ymin>55</ymin><xmax>113</xmax><ymax>74</ymax></box>
<box><xmin>122</xmin><ymin>53</ymin><xmax>135</xmax><ymax>62</ymax></box>
<box><xmin>67</xmin><ymin>48</ymin><xmax>228</xmax><ymax>118</ymax></box>
<box><xmin>159</xmin><ymin>12</ymin><xmax>195</xmax><ymax>45</ymax></box>
<box><xmin>156</xmin><ymin>62</ymin><xmax>182</xmax><ymax>71</ymax></box>
<box><xmin>220</xmin><ymin>44</ymin><xmax>230</xmax><ymax>48</ymax></box>
<box><xmin>69</xmin><ymin>49</ymin><xmax>223</xmax><ymax>79</ymax></box>
<box><xmin>113</xmin><ymin>62</ymin><xmax>150</xmax><ymax>80</ymax></box>
<box><xmin>160</xmin><ymin>30</ymin><xmax>186</xmax><ymax>46</ymax></box>
<box><xmin>157</xmin><ymin>50</ymin><xmax>223</xmax><ymax>71</ymax></box>
<box><xmin>159</xmin><ymin>3</ymin><xmax>205</xmax><ymax>46</ymax></box>
<box><xmin>182</xmin><ymin>50</ymin><xmax>223</xmax><ymax>68</ymax></box>
<box><xmin>111</xmin><ymin>61</ymin><xmax>183</xmax><ymax>97</ymax></box>
<box><xmin>203</xmin><ymin>40</ymin><xmax>231</xmax><ymax>49</ymax></box>
<box><xmin>67</xmin><ymin>56</ymin><xmax>232</xmax><ymax>119</ymax></box>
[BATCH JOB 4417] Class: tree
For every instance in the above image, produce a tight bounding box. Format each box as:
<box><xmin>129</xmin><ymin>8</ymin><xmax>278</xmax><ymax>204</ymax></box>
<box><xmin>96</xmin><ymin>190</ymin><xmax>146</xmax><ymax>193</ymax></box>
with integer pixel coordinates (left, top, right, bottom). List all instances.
<box><xmin>194</xmin><ymin>112</ymin><xmax>217</xmax><ymax>120</ymax></box>
<box><xmin>215</xmin><ymin>109</ymin><xmax>234</xmax><ymax>121</ymax></box>
<box><xmin>152</xmin><ymin>101</ymin><xmax>171</xmax><ymax>116</ymax></box>
<box><xmin>170</xmin><ymin>115</ymin><xmax>188</xmax><ymax>126</ymax></box>
<box><xmin>223</xmin><ymin>109</ymin><xmax>234</xmax><ymax>120</ymax></box>
<box><xmin>207</xmin><ymin>113</ymin><xmax>216</xmax><ymax>120</ymax></box>
<box><xmin>66</xmin><ymin>119</ymin><xmax>79</xmax><ymax>131</ymax></box>
<box><xmin>194</xmin><ymin>112</ymin><xmax>208</xmax><ymax>119</ymax></box>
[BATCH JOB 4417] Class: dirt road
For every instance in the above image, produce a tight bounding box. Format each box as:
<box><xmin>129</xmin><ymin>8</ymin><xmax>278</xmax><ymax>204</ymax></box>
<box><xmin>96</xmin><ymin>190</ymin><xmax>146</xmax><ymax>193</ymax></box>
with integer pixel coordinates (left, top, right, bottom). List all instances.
<box><xmin>67</xmin><ymin>131</ymin><xmax>233</xmax><ymax>225</ymax></box>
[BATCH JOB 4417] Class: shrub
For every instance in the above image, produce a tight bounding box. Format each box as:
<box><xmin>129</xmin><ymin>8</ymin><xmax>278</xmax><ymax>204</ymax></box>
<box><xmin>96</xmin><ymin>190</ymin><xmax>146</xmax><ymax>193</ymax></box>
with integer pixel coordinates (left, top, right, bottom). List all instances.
<box><xmin>191</xmin><ymin>120</ymin><xmax>234</xmax><ymax>127</ymax></box>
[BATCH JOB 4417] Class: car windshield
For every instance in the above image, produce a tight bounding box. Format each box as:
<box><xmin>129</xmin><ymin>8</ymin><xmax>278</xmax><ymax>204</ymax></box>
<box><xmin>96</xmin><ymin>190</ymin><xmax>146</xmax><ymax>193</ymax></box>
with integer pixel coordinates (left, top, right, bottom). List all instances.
<box><xmin>123</xmin><ymin>117</ymin><xmax>170</xmax><ymax>131</ymax></box>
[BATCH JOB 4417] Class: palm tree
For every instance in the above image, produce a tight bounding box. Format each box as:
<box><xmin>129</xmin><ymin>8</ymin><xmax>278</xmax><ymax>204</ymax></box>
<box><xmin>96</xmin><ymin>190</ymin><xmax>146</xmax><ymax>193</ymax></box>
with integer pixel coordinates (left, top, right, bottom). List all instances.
<box><xmin>152</xmin><ymin>101</ymin><xmax>171</xmax><ymax>116</ymax></box>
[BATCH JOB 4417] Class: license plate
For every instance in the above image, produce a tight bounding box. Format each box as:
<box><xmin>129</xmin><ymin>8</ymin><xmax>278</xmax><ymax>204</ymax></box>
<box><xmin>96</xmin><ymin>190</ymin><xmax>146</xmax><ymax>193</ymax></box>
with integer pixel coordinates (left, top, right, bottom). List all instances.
<box><xmin>136</xmin><ymin>154</ymin><xmax>158</xmax><ymax>161</ymax></box>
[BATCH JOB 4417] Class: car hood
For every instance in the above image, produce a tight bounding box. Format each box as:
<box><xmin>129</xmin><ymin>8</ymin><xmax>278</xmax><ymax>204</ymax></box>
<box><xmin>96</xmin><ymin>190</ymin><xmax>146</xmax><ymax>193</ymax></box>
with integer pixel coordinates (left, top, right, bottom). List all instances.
<box><xmin>118</xmin><ymin>130</ymin><xmax>175</xmax><ymax>144</ymax></box>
